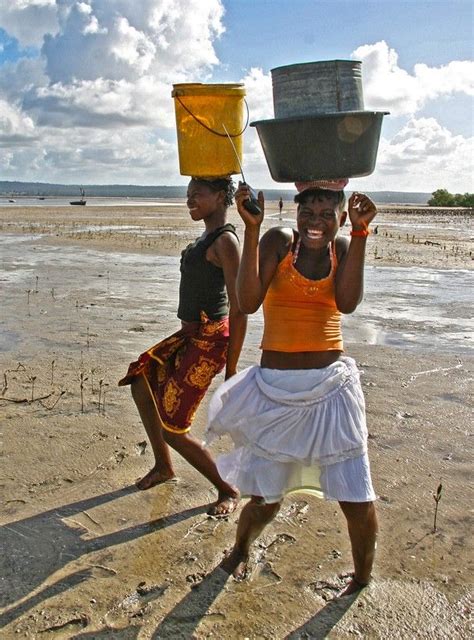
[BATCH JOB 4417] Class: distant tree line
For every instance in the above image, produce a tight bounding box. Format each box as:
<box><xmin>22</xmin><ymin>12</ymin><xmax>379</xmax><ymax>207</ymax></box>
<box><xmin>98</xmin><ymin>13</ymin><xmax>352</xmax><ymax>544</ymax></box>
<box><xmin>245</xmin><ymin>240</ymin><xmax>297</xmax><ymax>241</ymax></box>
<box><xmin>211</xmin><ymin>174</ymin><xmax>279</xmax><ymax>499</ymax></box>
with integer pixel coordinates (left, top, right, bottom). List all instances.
<box><xmin>428</xmin><ymin>189</ymin><xmax>474</xmax><ymax>207</ymax></box>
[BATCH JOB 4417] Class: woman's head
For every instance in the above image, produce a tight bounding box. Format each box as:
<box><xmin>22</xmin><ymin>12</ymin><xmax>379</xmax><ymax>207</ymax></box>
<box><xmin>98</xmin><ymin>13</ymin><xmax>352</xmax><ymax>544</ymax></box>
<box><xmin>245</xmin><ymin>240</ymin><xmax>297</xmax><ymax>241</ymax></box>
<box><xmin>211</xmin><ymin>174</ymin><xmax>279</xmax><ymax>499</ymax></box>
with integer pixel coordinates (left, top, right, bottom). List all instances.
<box><xmin>186</xmin><ymin>177</ymin><xmax>235</xmax><ymax>221</ymax></box>
<box><xmin>294</xmin><ymin>188</ymin><xmax>347</xmax><ymax>247</ymax></box>
<box><xmin>190</xmin><ymin>177</ymin><xmax>236</xmax><ymax>207</ymax></box>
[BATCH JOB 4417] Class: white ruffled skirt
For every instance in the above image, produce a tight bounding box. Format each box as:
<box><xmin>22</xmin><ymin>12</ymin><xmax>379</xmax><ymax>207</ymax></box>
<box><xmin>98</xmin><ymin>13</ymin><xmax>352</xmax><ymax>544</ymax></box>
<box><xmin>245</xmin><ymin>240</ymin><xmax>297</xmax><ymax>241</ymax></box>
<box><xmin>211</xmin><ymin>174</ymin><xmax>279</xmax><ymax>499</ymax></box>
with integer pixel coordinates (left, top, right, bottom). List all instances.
<box><xmin>205</xmin><ymin>357</ymin><xmax>376</xmax><ymax>504</ymax></box>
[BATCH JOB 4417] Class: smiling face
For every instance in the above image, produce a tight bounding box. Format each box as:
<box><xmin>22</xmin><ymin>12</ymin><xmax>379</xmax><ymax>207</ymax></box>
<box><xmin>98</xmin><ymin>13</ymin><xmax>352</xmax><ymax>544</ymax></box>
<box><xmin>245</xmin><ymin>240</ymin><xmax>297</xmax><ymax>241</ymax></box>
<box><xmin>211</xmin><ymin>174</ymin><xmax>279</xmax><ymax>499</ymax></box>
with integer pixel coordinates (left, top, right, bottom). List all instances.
<box><xmin>296</xmin><ymin>192</ymin><xmax>344</xmax><ymax>248</ymax></box>
<box><xmin>186</xmin><ymin>179</ymin><xmax>224</xmax><ymax>221</ymax></box>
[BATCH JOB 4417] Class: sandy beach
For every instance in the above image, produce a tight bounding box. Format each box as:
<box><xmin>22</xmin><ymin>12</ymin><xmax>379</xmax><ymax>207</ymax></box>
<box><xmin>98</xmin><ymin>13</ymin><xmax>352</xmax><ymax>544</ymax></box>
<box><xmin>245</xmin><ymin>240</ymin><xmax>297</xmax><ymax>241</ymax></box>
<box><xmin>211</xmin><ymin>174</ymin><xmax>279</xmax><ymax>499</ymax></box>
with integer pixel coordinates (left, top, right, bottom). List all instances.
<box><xmin>0</xmin><ymin>200</ymin><xmax>473</xmax><ymax>639</ymax></box>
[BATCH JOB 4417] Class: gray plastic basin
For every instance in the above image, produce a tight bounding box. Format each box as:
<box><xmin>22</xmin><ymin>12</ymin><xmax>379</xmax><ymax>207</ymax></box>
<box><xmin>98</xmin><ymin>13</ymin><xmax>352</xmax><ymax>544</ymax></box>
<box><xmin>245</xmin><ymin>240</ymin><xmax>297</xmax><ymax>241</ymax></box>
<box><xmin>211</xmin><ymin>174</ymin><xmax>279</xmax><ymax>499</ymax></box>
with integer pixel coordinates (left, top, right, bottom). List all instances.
<box><xmin>251</xmin><ymin>111</ymin><xmax>388</xmax><ymax>182</ymax></box>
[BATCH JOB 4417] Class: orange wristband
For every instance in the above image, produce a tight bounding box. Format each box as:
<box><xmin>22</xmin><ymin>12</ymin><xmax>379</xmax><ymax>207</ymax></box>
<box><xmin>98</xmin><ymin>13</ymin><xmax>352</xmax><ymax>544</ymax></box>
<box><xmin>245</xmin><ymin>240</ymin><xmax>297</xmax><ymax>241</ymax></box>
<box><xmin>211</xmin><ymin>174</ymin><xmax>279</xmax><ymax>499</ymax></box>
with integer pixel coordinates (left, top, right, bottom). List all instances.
<box><xmin>350</xmin><ymin>228</ymin><xmax>370</xmax><ymax>237</ymax></box>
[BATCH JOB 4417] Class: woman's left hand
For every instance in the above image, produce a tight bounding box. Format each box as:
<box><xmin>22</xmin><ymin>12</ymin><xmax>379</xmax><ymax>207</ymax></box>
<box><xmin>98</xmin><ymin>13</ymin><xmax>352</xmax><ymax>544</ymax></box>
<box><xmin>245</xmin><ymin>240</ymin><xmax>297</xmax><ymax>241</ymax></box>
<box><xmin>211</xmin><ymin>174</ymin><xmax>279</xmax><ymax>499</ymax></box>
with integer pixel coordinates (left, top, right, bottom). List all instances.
<box><xmin>348</xmin><ymin>192</ymin><xmax>377</xmax><ymax>230</ymax></box>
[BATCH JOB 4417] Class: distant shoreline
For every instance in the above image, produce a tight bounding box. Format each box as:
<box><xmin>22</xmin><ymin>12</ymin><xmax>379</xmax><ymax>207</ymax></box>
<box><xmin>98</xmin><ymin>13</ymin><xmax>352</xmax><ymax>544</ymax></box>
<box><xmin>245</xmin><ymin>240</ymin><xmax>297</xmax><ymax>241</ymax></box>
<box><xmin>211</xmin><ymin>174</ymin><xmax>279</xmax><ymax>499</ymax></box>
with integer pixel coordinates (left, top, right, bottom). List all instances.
<box><xmin>0</xmin><ymin>180</ymin><xmax>432</xmax><ymax>205</ymax></box>
<box><xmin>1</xmin><ymin>197</ymin><xmax>472</xmax><ymax>212</ymax></box>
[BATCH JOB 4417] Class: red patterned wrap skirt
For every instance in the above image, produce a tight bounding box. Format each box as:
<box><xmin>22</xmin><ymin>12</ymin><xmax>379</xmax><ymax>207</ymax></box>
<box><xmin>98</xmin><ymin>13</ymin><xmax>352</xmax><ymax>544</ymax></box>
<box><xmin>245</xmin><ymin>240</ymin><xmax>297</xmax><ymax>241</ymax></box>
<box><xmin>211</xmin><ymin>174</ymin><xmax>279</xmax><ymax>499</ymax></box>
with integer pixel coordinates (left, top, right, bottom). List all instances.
<box><xmin>118</xmin><ymin>314</ymin><xmax>229</xmax><ymax>434</ymax></box>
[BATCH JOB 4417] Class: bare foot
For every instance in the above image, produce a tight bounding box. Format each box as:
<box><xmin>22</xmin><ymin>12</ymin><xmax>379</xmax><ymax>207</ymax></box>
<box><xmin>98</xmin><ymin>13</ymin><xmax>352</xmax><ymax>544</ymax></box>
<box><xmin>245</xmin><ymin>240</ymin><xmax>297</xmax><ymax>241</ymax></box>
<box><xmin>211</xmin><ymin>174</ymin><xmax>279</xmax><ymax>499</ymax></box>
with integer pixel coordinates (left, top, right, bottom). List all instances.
<box><xmin>220</xmin><ymin>548</ymin><xmax>249</xmax><ymax>581</ymax></box>
<box><xmin>135</xmin><ymin>467</ymin><xmax>177</xmax><ymax>490</ymax></box>
<box><xmin>337</xmin><ymin>576</ymin><xmax>369</xmax><ymax>597</ymax></box>
<box><xmin>207</xmin><ymin>490</ymin><xmax>240</xmax><ymax>518</ymax></box>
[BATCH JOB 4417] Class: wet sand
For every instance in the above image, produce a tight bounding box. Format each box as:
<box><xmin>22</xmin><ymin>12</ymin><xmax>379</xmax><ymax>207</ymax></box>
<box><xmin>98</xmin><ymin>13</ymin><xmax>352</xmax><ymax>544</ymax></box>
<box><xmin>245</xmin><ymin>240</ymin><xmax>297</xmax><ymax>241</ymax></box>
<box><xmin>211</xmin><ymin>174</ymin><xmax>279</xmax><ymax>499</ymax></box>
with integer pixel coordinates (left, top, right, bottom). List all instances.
<box><xmin>0</xmin><ymin>202</ymin><xmax>473</xmax><ymax>638</ymax></box>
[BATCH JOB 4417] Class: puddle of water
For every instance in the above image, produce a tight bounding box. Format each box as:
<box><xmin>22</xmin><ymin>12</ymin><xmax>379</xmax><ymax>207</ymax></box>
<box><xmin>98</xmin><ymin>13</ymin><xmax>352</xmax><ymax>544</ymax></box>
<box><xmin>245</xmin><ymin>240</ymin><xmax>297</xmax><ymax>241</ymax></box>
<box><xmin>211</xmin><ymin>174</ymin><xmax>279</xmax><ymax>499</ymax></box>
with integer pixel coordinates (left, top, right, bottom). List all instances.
<box><xmin>0</xmin><ymin>325</ymin><xmax>21</xmax><ymax>352</ymax></box>
<box><xmin>0</xmin><ymin>235</ymin><xmax>472</xmax><ymax>356</ymax></box>
<box><xmin>342</xmin><ymin>265</ymin><xmax>473</xmax><ymax>352</ymax></box>
<box><xmin>0</xmin><ymin>233</ymin><xmax>43</xmax><ymax>244</ymax></box>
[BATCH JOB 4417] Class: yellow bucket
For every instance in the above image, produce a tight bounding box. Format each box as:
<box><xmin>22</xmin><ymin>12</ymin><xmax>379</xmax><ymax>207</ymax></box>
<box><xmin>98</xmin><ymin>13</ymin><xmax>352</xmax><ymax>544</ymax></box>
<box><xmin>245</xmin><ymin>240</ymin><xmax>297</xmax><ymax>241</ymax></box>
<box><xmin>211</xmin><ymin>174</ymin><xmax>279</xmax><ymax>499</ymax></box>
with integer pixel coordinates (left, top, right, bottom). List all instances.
<box><xmin>172</xmin><ymin>83</ymin><xmax>247</xmax><ymax>178</ymax></box>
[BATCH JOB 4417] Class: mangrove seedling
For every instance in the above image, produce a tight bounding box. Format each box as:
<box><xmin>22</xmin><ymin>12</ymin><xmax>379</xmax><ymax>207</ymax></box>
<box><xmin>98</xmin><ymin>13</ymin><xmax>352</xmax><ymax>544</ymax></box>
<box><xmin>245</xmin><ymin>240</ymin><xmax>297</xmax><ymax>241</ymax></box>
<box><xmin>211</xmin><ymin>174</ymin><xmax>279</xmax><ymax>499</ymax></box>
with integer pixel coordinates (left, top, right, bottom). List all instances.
<box><xmin>433</xmin><ymin>482</ymin><xmax>443</xmax><ymax>533</ymax></box>
<box><xmin>28</xmin><ymin>375</ymin><xmax>37</xmax><ymax>402</ymax></box>
<box><xmin>2</xmin><ymin>371</ymin><xmax>8</xmax><ymax>395</ymax></box>
<box><xmin>98</xmin><ymin>378</ymin><xmax>104</xmax><ymax>413</ymax></box>
<box><xmin>79</xmin><ymin>371</ymin><xmax>88</xmax><ymax>413</ymax></box>
<box><xmin>101</xmin><ymin>384</ymin><xmax>109</xmax><ymax>416</ymax></box>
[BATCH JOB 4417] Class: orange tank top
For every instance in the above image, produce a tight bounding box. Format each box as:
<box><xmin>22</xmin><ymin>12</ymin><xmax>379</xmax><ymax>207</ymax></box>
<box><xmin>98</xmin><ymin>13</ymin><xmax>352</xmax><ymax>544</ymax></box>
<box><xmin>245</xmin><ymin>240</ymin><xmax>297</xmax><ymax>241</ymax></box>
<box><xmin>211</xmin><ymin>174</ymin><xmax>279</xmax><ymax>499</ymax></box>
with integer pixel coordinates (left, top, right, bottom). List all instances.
<box><xmin>261</xmin><ymin>237</ymin><xmax>343</xmax><ymax>353</ymax></box>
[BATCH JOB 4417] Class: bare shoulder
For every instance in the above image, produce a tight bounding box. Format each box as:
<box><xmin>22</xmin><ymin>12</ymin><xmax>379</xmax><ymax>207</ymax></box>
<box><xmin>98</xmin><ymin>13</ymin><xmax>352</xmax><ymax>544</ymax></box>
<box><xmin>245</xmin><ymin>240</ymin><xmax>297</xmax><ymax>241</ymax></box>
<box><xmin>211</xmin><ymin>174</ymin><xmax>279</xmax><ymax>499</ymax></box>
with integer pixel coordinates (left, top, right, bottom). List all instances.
<box><xmin>257</xmin><ymin>226</ymin><xmax>293</xmax><ymax>293</ymax></box>
<box><xmin>260</xmin><ymin>226</ymin><xmax>293</xmax><ymax>260</ymax></box>
<box><xmin>212</xmin><ymin>228</ymin><xmax>240</xmax><ymax>257</ymax></box>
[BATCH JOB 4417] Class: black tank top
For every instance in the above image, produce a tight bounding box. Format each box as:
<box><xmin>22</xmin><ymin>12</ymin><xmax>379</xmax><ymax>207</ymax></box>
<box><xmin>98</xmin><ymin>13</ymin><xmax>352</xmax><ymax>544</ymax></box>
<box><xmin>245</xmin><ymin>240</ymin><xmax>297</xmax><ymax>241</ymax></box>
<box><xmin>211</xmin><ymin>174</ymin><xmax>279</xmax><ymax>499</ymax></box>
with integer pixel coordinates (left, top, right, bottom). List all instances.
<box><xmin>177</xmin><ymin>223</ymin><xmax>238</xmax><ymax>322</ymax></box>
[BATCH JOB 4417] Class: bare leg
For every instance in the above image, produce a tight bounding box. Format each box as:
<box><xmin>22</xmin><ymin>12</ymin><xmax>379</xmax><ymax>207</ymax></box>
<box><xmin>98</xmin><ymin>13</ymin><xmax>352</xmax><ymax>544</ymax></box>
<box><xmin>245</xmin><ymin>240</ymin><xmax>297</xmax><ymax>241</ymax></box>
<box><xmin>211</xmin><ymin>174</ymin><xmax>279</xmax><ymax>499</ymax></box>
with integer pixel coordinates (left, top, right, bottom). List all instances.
<box><xmin>163</xmin><ymin>429</ymin><xmax>239</xmax><ymax>516</ymax></box>
<box><xmin>131</xmin><ymin>375</ymin><xmax>239</xmax><ymax>513</ymax></box>
<box><xmin>221</xmin><ymin>497</ymin><xmax>282</xmax><ymax>579</ymax></box>
<box><xmin>338</xmin><ymin>500</ymin><xmax>378</xmax><ymax>596</ymax></box>
<box><xmin>131</xmin><ymin>375</ymin><xmax>176</xmax><ymax>489</ymax></box>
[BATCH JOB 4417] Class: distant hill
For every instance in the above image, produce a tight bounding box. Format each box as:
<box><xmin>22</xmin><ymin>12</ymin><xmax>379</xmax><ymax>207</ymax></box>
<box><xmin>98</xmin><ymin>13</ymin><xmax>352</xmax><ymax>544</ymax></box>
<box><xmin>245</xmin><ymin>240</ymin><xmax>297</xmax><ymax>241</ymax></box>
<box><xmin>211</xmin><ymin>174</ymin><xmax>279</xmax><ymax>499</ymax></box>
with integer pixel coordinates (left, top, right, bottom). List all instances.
<box><xmin>0</xmin><ymin>180</ymin><xmax>431</xmax><ymax>205</ymax></box>
<box><xmin>0</xmin><ymin>181</ymin><xmax>186</xmax><ymax>199</ymax></box>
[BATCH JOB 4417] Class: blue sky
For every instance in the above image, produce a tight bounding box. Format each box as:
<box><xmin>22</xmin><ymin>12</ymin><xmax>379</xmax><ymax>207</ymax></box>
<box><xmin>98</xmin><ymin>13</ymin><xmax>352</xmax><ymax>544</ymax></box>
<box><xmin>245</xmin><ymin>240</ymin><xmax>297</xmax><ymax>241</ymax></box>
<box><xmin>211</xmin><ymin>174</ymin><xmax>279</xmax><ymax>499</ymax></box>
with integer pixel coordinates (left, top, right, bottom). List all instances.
<box><xmin>0</xmin><ymin>0</ymin><xmax>472</xmax><ymax>191</ymax></box>
<box><xmin>216</xmin><ymin>1</ymin><xmax>472</xmax><ymax>70</ymax></box>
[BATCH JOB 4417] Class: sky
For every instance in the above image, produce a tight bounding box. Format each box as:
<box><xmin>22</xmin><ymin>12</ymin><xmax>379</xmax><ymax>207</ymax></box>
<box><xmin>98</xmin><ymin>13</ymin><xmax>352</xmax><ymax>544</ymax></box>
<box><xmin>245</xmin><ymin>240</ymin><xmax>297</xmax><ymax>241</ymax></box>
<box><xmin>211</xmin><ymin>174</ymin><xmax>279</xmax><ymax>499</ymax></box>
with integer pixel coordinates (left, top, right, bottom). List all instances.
<box><xmin>0</xmin><ymin>0</ymin><xmax>472</xmax><ymax>193</ymax></box>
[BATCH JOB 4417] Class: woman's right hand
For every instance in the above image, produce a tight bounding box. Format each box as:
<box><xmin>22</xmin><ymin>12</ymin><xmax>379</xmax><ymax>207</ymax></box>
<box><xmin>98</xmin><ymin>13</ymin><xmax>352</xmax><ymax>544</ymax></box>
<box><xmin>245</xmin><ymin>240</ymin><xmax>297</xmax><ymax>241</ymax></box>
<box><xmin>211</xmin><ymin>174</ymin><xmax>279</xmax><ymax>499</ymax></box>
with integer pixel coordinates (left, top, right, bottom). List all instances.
<box><xmin>235</xmin><ymin>182</ymin><xmax>265</xmax><ymax>225</ymax></box>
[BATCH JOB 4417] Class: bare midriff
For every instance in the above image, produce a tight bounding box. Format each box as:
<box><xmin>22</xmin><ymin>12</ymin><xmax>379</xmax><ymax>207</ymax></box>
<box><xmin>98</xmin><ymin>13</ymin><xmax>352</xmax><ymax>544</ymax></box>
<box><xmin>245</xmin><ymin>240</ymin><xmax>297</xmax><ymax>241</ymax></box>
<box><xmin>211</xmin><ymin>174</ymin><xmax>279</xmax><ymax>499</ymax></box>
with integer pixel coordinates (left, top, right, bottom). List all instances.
<box><xmin>260</xmin><ymin>349</ymin><xmax>342</xmax><ymax>370</ymax></box>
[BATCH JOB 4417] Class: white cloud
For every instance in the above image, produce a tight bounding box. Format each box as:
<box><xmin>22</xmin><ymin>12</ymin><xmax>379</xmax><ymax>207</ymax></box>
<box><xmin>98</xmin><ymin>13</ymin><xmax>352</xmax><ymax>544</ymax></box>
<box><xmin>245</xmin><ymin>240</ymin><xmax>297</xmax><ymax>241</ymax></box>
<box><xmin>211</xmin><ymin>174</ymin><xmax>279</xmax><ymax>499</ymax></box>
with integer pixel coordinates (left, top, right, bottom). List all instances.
<box><xmin>25</xmin><ymin>76</ymin><xmax>172</xmax><ymax>128</ymax></box>
<box><xmin>40</xmin><ymin>0</ymin><xmax>225</xmax><ymax>84</ymax></box>
<box><xmin>0</xmin><ymin>122</ymin><xmax>180</xmax><ymax>183</ymax></box>
<box><xmin>240</xmin><ymin>67</ymin><xmax>273</xmax><ymax>123</ymax></box>
<box><xmin>0</xmin><ymin>98</ymin><xmax>37</xmax><ymax>145</ymax></box>
<box><xmin>356</xmin><ymin>117</ymin><xmax>473</xmax><ymax>193</ymax></box>
<box><xmin>110</xmin><ymin>17</ymin><xmax>154</xmax><ymax>72</ymax></box>
<box><xmin>353</xmin><ymin>40</ymin><xmax>474</xmax><ymax>116</ymax></box>
<box><xmin>0</xmin><ymin>0</ymin><xmax>59</xmax><ymax>47</ymax></box>
<box><xmin>52</xmin><ymin>127</ymin><xmax>177</xmax><ymax>176</ymax></box>
<box><xmin>0</xmin><ymin>57</ymin><xmax>48</xmax><ymax>104</ymax></box>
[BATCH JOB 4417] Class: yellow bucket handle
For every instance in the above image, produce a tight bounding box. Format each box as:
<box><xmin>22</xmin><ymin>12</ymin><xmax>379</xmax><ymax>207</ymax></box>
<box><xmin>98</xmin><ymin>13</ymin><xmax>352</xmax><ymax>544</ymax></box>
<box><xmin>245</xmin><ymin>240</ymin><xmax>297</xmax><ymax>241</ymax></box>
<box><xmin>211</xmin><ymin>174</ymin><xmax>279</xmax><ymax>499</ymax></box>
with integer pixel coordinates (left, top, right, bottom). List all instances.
<box><xmin>175</xmin><ymin>95</ymin><xmax>249</xmax><ymax>137</ymax></box>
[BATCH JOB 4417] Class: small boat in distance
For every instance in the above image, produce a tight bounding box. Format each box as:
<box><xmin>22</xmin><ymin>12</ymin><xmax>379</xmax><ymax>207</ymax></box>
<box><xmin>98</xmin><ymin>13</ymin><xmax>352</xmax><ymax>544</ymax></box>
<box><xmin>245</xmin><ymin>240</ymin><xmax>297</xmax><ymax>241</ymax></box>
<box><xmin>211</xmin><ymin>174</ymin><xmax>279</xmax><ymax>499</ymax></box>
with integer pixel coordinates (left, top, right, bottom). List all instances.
<box><xmin>70</xmin><ymin>187</ymin><xmax>86</xmax><ymax>206</ymax></box>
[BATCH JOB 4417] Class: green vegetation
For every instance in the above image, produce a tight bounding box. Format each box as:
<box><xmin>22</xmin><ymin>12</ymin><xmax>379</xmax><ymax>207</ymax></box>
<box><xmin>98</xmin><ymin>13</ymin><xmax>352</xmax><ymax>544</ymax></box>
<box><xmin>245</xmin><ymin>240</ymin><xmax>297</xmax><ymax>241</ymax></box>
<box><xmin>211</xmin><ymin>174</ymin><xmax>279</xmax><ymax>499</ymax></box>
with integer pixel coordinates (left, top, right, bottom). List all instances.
<box><xmin>428</xmin><ymin>189</ymin><xmax>474</xmax><ymax>207</ymax></box>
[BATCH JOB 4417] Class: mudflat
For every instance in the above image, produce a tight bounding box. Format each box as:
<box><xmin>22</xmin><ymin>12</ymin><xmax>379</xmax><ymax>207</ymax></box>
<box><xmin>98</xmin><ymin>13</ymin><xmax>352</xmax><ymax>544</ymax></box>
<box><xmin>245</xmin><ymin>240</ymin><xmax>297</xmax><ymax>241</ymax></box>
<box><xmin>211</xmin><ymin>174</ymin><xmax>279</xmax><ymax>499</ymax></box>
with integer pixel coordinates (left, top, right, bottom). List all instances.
<box><xmin>1</xmin><ymin>201</ymin><xmax>472</xmax><ymax>639</ymax></box>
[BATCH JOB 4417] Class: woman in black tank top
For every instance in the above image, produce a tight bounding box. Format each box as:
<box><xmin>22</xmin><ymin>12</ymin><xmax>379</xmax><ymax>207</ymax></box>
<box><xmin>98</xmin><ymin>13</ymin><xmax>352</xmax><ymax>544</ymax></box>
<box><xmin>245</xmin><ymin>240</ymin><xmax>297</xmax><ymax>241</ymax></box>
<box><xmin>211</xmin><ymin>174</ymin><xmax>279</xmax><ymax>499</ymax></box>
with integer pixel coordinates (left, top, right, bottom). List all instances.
<box><xmin>119</xmin><ymin>177</ymin><xmax>247</xmax><ymax>516</ymax></box>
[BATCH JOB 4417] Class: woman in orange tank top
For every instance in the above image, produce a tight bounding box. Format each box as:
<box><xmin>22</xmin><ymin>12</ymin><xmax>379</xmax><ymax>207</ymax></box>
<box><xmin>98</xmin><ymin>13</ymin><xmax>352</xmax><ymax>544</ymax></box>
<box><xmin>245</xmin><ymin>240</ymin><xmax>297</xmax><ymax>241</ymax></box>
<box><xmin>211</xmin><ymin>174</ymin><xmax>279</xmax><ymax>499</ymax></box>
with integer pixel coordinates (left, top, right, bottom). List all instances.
<box><xmin>206</xmin><ymin>181</ymin><xmax>378</xmax><ymax>597</ymax></box>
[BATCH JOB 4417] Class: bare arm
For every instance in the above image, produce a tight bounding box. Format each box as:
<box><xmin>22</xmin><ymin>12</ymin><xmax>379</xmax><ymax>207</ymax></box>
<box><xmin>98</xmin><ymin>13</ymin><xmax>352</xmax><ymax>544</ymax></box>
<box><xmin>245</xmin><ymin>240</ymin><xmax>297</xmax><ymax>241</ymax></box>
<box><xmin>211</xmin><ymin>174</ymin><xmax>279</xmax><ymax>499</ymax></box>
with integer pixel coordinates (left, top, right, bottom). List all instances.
<box><xmin>212</xmin><ymin>232</ymin><xmax>247</xmax><ymax>379</ymax></box>
<box><xmin>235</xmin><ymin>183</ymin><xmax>289</xmax><ymax>313</ymax></box>
<box><xmin>335</xmin><ymin>192</ymin><xmax>377</xmax><ymax>313</ymax></box>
